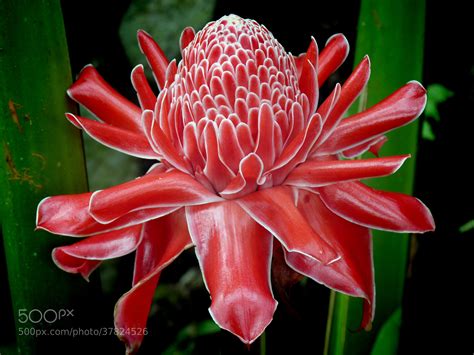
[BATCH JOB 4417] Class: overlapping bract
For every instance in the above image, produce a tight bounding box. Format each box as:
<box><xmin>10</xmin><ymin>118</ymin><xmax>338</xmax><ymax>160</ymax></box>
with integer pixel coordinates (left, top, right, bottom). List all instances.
<box><xmin>36</xmin><ymin>15</ymin><xmax>434</xmax><ymax>353</ymax></box>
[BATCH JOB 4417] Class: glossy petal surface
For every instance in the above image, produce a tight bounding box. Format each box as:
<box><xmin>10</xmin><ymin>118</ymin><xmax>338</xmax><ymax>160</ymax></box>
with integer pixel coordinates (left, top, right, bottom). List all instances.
<box><xmin>319</xmin><ymin>181</ymin><xmax>435</xmax><ymax>232</ymax></box>
<box><xmin>238</xmin><ymin>186</ymin><xmax>339</xmax><ymax>264</ymax></box>
<box><xmin>115</xmin><ymin>210</ymin><xmax>192</xmax><ymax>353</ymax></box>
<box><xmin>186</xmin><ymin>201</ymin><xmax>277</xmax><ymax>343</ymax></box>
<box><xmin>285</xmin><ymin>190</ymin><xmax>374</xmax><ymax>328</ymax></box>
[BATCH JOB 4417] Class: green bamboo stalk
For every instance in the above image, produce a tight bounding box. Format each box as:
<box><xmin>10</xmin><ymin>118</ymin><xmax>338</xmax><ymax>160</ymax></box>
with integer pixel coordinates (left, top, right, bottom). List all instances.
<box><xmin>324</xmin><ymin>1</ymin><xmax>426</xmax><ymax>354</ymax></box>
<box><xmin>0</xmin><ymin>1</ymin><xmax>104</xmax><ymax>353</ymax></box>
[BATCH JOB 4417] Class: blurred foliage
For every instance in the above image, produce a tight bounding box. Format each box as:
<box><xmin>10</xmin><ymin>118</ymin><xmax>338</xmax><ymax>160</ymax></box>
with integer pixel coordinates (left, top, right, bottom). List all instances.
<box><xmin>162</xmin><ymin>320</ymin><xmax>221</xmax><ymax>354</ymax></box>
<box><xmin>459</xmin><ymin>219</ymin><xmax>474</xmax><ymax>233</ymax></box>
<box><xmin>119</xmin><ymin>0</ymin><xmax>216</xmax><ymax>67</ymax></box>
<box><xmin>422</xmin><ymin>84</ymin><xmax>454</xmax><ymax>141</ymax></box>
<box><xmin>425</xmin><ymin>84</ymin><xmax>454</xmax><ymax>122</ymax></box>
<box><xmin>370</xmin><ymin>308</ymin><xmax>401</xmax><ymax>355</ymax></box>
<box><xmin>80</xmin><ymin>108</ymin><xmax>140</xmax><ymax>190</ymax></box>
<box><xmin>153</xmin><ymin>267</ymin><xmax>204</xmax><ymax>307</ymax></box>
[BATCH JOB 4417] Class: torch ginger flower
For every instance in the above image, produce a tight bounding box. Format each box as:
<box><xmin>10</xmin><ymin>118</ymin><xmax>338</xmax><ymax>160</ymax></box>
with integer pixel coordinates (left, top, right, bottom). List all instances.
<box><xmin>36</xmin><ymin>14</ymin><xmax>434</xmax><ymax>353</ymax></box>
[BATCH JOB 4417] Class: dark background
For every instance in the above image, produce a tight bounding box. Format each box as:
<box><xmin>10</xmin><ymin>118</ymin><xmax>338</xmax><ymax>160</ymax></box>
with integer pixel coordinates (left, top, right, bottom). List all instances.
<box><xmin>58</xmin><ymin>0</ymin><xmax>474</xmax><ymax>353</ymax></box>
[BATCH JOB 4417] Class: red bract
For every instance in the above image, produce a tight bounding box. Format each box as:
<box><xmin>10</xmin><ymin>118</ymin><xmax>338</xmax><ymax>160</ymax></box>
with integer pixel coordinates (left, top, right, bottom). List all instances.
<box><xmin>36</xmin><ymin>15</ymin><xmax>434</xmax><ymax>353</ymax></box>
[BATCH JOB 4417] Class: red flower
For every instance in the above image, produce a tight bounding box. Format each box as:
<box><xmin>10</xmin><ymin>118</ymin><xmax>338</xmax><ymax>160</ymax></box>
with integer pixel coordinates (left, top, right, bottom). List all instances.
<box><xmin>36</xmin><ymin>15</ymin><xmax>434</xmax><ymax>353</ymax></box>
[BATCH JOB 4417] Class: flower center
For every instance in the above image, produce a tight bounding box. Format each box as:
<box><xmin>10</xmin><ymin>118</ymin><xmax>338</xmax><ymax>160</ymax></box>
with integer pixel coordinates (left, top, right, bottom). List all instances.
<box><xmin>155</xmin><ymin>15</ymin><xmax>313</xmax><ymax>196</ymax></box>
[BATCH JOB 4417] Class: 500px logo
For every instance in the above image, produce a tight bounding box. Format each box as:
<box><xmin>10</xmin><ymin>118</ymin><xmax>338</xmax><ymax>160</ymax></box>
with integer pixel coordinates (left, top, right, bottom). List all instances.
<box><xmin>18</xmin><ymin>308</ymin><xmax>74</xmax><ymax>324</ymax></box>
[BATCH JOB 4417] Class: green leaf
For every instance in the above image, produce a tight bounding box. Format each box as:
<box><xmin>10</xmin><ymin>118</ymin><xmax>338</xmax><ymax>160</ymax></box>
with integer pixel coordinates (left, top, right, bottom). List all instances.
<box><xmin>0</xmin><ymin>1</ymin><xmax>105</xmax><ymax>352</ymax></box>
<box><xmin>425</xmin><ymin>84</ymin><xmax>454</xmax><ymax>122</ymax></box>
<box><xmin>324</xmin><ymin>1</ymin><xmax>426</xmax><ymax>354</ymax></box>
<box><xmin>422</xmin><ymin>121</ymin><xmax>436</xmax><ymax>141</ymax></box>
<box><xmin>459</xmin><ymin>219</ymin><xmax>474</xmax><ymax>233</ymax></box>
<box><xmin>370</xmin><ymin>308</ymin><xmax>402</xmax><ymax>355</ymax></box>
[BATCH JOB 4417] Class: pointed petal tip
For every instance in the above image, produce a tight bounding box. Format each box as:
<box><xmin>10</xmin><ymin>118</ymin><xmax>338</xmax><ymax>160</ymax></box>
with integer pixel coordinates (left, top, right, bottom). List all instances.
<box><xmin>51</xmin><ymin>247</ymin><xmax>100</xmax><ymax>280</ymax></box>
<box><xmin>325</xmin><ymin>33</ymin><xmax>349</xmax><ymax>48</ymax></box>
<box><xmin>416</xmin><ymin>199</ymin><xmax>436</xmax><ymax>232</ymax></box>
<box><xmin>319</xmin><ymin>182</ymin><xmax>435</xmax><ymax>234</ymax></box>
<box><xmin>358</xmin><ymin>55</ymin><xmax>371</xmax><ymax>75</ymax></box>
<box><xmin>136</xmin><ymin>29</ymin><xmax>151</xmax><ymax>39</ymax></box>
<box><xmin>406</xmin><ymin>81</ymin><xmax>428</xmax><ymax>116</ymax></box>
<box><xmin>65</xmin><ymin>112</ymin><xmax>81</xmax><ymax>128</ymax></box>
<box><xmin>209</xmin><ymin>298</ymin><xmax>278</xmax><ymax>345</ymax></box>
<box><xmin>35</xmin><ymin>196</ymin><xmax>50</xmax><ymax>226</ymax></box>
<box><xmin>136</xmin><ymin>31</ymin><xmax>148</xmax><ymax>52</ymax></box>
<box><xmin>180</xmin><ymin>26</ymin><xmax>196</xmax><ymax>52</ymax></box>
<box><xmin>407</xmin><ymin>80</ymin><xmax>426</xmax><ymax>92</ymax></box>
<box><xmin>131</xmin><ymin>63</ymin><xmax>145</xmax><ymax>73</ymax></box>
<box><xmin>362</xmin><ymin>54</ymin><xmax>371</xmax><ymax>65</ymax></box>
<box><xmin>393</xmin><ymin>154</ymin><xmax>411</xmax><ymax>171</ymax></box>
<box><xmin>74</xmin><ymin>63</ymin><xmax>95</xmax><ymax>79</ymax></box>
<box><xmin>68</xmin><ymin>64</ymin><xmax>96</xmax><ymax>94</ymax></box>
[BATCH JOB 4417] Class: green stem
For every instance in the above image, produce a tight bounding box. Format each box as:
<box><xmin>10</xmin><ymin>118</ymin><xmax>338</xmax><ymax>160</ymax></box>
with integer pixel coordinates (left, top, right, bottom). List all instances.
<box><xmin>0</xmin><ymin>0</ymin><xmax>105</xmax><ymax>353</ymax></box>
<box><xmin>324</xmin><ymin>0</ymin><xmax>426</xmax><ymax>354</ymax></box>
<box><xmin>260</xmin><ymin>331</ymin><xmax>266</xmax><ymax>355</ymax></box>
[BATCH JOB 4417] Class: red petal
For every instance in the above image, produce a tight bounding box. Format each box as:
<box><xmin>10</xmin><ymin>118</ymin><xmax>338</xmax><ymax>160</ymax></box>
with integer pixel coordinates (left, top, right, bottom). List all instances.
<box><xmin>299</xmin><ymin>59</ymin><xmax>318</xmax><ymax>115</ymax></box>
<box><xmin>306</xmin><ymin>37</ymin><xmax>318</xmax><ymax>69</ymax></box>
<box><xmin>220</xmin><ymin>153</ymin><xmax>264</xmax><ymax>199</ymax></box>
<box><xmin>142</xmin><ymin>110</ymin><xmax>192</xmax><ymax>173</ymax></box>
<box><xmin>52</xmin><ymin>225</ymin><xmax>142</xmax><ymax>279</ymax></box>
<box><xmin>318</xmin><ymin>81</ymin><xmax>427</xmax><ymax>154</ymax></box>
<box><xmin>218</xmin><ymin>119</ymin><xmax>245</xmax><ymax>172</ymax></box>
<box><xmin>316</xmin><ymin>83</ymin><xmax>341</xmax><ymax>121</ymax></box>
<box><xmin>183</xmin><ymin>122</ymin><xmax>205</xmax><ymax>171</ymax></box>
<box><xmin>52</xmin><ymin>249</ymin><xmax>101</xmax><ymax>281</ymax></box>
<box><xmin>368</xmin><ymin>136</ymin><xmax>388</xmax><ymax>157</ymax></box>
<box><xmin>186</xmin><ymin>201</ymin><xmax>277</xmax><ymax>344</ymax></box>
<box><xmin>36</xmin><ymin>192</ymin><xmax>177</xmax><ymax>237</ymax></box>
<box><xmin>66</xmin><ymin>113</ymin><xmax>158</xmax><ymax>159</ymax></box>
<box><xmin>236</xmin><ymin>123</ymin><xmax>255</xmax><ymax>154</ymax></box>
<box><xmin>89</xmin><ymin>169</ymin><xmax>222</xmax><ymax>223</ymax></box>
<box><xmin>318</xmin><ymin>34</ymin><xmax>349</xmax><ymax>86</ymax></box>
<box><xmin>115</xmin><ymin>211</ymin><xmax>192</xmax><ymax>353</ymax></box>
<box><xmin>137</xmin><ymin>30</ymin><xmax>169</xmax><ymax>90</ymax></box>
<box><xmin>255</xmin><ymin>103</ymin><xmax>275</xmax><ymax>170</ymax></box>
<box><xmin>132</xmin><ymin>209</ymin><xmax>192</xmax><ymax>284</ymax></box>
<box><xmin>180</xmin><ymin>27</ymin><xmax>195</xmax><ymax>54</ymax></box>
<box><xmin>54</xmin><ymin>224</ymin><xmax>142</xmax><ymax>261</ymax></box>
<box><xmin>294</xmin><ymin>37</ymin><xmax>318</xmax><ymax>80</ymax></box>
<box><xmin>316</xmin><ymin>56</ymin><xmax>371</xmax><ymax>147</ymax></box>
<box><xmin>131</xmin><ymin>64</ymin><xmax>156</xmax><ymax>110</ymax></box>
<box><xmin>238</xmin><ymin>186</ymin><xmax>339</xmax><ymax>264</ymax></box>
<box><xmin>67</xmin><ymin>65</ymin><xmax>142</xmax><ymax>132</ymax></box>
<box><xmin>202</xmin><ymin>121</ymin><xmax>235</xmax><ymax>192</ymax></box>
<box><xmin>115</xmin><ymin>273</ymin><xmax>160</xmax><ymax>354</ymax></box>
<box><xmin>293</xmin><ymin>53</ymin><xmax>305</xmax><ymax>78</ymax></box>
<box><xmin>284</xmin><ymin>155</ymin><xmax>409</xmax><ymax>187</ymax></box>
<box><xmin>285</xmin><ymin>190</ymin><xmax>374</xmax><ymax>328</ymax></box>
<box><xmin>270</xmin><ymin>114</ymin><xmax>323</xmax><ymax>185</ymax></box>
<box><xmin>165</xmin><ymin>59</ymin><xmax>178</xmax><ymax>86</ymax></box>
<box><xmin>342</xmin><ymin>135</ymin><xmax>388</xmax><ymax>158</ymax></box>
<box><xmin>318</xmin><ymin>181</ymin><xmax>435</xmax><ymax>233</ymax></box>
